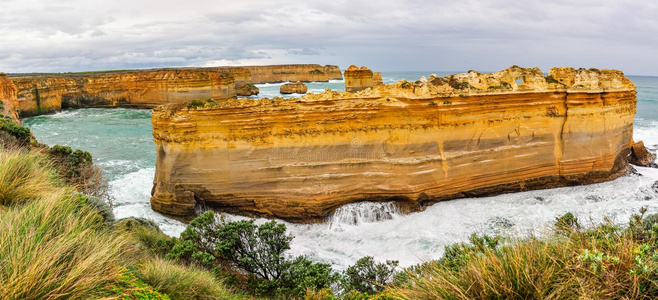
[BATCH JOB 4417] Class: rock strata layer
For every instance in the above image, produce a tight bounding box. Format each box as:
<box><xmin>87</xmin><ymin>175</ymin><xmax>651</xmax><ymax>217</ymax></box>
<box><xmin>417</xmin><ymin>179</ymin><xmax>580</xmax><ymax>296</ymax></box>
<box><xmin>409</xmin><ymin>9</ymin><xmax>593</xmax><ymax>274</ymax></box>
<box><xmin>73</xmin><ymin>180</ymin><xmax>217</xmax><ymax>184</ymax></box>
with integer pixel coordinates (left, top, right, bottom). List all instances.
<box><xmin>280</xmin><ymin>81</ymin><xmax>308</xmax><ymax>94</ymax></box>
<box><xmin>150</xmin><ymin>66</ymin><xmax>638</xmax><ymax>222</ymax></box>
<box><xmin>8</xmin><ymin>64</ymin><xmax>342</xmax><ymax>117</ymax></box>
<box><xmin>0</xmin><ymin>74</ymin><xmax>19</xmax><ymax>120</ymax></box>
<box><xmin>344</xmin><ymin>65</ymin><xmax>375</xmax><ymax>92</ymax></box>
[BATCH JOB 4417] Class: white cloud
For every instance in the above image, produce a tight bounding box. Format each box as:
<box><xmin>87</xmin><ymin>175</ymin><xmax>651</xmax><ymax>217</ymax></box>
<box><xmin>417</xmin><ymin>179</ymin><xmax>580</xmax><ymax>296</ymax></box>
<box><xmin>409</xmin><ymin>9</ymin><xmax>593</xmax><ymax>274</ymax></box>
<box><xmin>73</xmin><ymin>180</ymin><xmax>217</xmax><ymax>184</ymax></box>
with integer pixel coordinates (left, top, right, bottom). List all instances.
<box><xmin>0</xmin><ymin>0</ymin><xmax>656</xmax><ymax>75</ymax></box>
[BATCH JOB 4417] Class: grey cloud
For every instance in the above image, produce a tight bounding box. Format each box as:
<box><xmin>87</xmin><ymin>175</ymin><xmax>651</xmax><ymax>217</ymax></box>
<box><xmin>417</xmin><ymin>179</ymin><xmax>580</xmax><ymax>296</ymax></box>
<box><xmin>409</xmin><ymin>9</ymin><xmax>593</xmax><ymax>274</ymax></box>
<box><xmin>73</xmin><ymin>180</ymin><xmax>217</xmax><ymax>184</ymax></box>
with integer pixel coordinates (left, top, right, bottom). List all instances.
<box><xmin>0</xmin><ymin>0</ymin><xmax>656</xmax><ymax>75</ymax></box>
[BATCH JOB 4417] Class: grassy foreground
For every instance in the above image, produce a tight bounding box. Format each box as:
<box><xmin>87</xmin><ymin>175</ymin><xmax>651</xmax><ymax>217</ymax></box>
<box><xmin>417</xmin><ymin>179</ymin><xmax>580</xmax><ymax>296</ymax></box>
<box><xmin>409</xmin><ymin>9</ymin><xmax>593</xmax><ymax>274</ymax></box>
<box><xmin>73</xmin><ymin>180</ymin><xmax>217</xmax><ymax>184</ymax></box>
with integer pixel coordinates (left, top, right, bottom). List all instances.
<box><xmin>0</xmin><ymin>122</ymin><xmax>245</xmax><ymax>299</ymax></box>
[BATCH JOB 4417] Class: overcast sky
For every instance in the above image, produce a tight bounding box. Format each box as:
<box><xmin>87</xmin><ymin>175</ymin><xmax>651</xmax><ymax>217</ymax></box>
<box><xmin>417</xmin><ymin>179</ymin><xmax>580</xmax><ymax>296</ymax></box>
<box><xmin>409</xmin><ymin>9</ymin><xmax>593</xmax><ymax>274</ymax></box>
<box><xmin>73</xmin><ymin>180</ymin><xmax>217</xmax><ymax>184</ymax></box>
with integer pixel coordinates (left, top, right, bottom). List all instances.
<box><xmin>1</xmin><ymin>0</ymin><xmax>656</xmax><ymax>75</ymax></box>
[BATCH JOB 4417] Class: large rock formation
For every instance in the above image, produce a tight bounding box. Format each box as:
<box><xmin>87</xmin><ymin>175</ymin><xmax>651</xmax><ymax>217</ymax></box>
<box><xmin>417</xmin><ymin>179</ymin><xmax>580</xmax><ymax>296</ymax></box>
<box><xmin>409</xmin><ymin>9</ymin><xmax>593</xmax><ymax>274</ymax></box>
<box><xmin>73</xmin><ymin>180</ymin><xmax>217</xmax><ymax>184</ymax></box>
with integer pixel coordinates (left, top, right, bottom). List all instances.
<box><xmin>12</xmin><ymin>70</ymin><xmax>235</xmax><ymax>116</ymax></box>
<box><xmin>243</xmin><ymin>65</ymin><xmax>342</xmax><ymax>83</ymax></box>
<box><xmin>280</xmin><ymin>81</ymin><xmax>308</xmax><ymax>94</ymax></box>
<box><xmin>373</xmin><ymin>72</ymin><xmax>384</xmax><ymax>85</ymax></box>
<box><xmin>150</xmin><ymin>66</ymin><xmax>637</xmax><ymax>222</ymax></box>
<box><xmin>344</xmin><ymin>65</ymin><xmax>375</xmax><ymax>92</ymax></box>
<box><xmin>0</xmin><ymin>73</ymin><xmax>19</xmax><ymax>120</ymax></box>
<box><xmin>629</xmin><ymin>141</ymin><xmax>656</xmax><ymax>167</ymax></box>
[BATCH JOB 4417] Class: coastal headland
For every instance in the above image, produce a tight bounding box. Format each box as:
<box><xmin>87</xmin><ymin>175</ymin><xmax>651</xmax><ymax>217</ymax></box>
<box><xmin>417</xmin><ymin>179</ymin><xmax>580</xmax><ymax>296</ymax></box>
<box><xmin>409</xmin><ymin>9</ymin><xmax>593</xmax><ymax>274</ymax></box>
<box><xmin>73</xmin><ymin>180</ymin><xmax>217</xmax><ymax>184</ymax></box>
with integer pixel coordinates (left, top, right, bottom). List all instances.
<box><xmin>148</xmin><ymin>66</ymin><xmax>641</xmax><ymax>222</ymax></box>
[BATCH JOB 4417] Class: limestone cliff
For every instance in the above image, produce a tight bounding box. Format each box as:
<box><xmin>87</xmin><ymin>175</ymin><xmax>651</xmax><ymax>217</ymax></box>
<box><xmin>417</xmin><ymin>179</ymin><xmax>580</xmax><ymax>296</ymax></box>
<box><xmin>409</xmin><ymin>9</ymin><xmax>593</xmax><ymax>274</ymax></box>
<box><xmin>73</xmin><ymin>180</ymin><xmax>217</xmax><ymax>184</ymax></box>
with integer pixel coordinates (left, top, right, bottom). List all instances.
<box><xmin>0</xmin><ymin>74</ymin><xmax>19</xmax><ymax>120</ymax></box>
<box><xmin>243</xmin><ymin>65</ymin><xmax>342</xmax><ymax>83</ymax></box>
<box><xmin>13</xmin><ymin>70</ymin><xmax>235</xmax><ymax>116</ymax></box>
<box><xmin>150</xmin><ymin>66</ymin><xmax>637</xmax><ymax>222</ymax></box>
<box><xmin>344</xmin><ymin>65</ymin><xmax>375</xmax><ymax>92</ymax></box>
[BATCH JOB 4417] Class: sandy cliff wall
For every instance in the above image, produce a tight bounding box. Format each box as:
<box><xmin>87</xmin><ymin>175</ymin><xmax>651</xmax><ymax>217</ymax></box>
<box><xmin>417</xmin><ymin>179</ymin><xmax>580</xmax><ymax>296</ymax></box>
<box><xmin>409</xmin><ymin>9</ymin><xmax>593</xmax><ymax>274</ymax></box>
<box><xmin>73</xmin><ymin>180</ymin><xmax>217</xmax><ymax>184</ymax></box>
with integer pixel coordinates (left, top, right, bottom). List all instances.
<box><xmin>13</xmin><ymin>70</ymin><xmax>235</xmax><ymax>116</ymax></box>
<box><xmin>243</xmin><ymin>64</ymin><xmax>342</xmax><ymax>83</ymax></box>
<box><xmin>150</xmin><ymin>66</ymin><xmax>637</xmax><ymax>222</ymax></box>
<box><xmin>0</xmin><ymin>74</ymin><xmax>19</xmax><ymax>120</ymax></box>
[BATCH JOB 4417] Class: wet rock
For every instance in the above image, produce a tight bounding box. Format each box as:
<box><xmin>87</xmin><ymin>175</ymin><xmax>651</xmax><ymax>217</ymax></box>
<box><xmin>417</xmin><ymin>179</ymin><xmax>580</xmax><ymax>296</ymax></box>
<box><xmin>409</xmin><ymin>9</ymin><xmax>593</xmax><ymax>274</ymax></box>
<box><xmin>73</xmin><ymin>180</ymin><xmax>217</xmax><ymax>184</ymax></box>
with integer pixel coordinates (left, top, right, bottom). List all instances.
<box><xmin>629</xmin><ymin>141</ymin><xmax>657</xmax><ymax>167</ymax></box>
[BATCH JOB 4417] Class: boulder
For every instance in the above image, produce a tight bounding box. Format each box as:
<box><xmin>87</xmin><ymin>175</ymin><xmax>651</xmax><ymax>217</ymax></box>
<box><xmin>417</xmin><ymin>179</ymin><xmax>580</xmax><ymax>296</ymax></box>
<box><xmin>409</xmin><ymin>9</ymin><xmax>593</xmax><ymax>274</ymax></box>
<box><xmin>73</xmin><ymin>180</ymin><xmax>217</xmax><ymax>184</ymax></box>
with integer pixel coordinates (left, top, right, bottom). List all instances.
<box><xmin>280</xmin><ymin>81</ymin><xmax>308</xmax><ymax>94</ymax></box>
<box><xmin>629</xmin><ymin>141</ymin><xmax>657</xmax><ymax>167</ymax></box>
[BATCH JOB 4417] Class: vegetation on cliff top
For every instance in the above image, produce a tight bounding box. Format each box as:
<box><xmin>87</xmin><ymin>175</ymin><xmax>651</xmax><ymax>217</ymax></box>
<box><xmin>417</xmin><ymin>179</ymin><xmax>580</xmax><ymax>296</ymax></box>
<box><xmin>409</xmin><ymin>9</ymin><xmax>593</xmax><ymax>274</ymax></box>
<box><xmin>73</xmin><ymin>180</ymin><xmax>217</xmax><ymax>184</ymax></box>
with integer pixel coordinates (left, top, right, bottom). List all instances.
<box><xmin>0</xmin><ymin>118</ymin><xmax>243</xmax><ymax>299</ymax></box>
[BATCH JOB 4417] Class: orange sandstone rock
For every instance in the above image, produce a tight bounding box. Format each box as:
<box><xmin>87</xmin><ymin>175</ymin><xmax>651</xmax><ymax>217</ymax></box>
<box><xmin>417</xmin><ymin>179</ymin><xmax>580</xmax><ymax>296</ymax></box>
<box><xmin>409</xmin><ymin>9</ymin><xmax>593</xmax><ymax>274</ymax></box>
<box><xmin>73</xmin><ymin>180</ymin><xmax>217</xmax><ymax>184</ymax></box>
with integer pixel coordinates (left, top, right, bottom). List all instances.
<box><xmin>629</xmin><ymin>141</ymin><xmax>656</xmax><ymax>167</ymax></box>
<box><xmin>242</xmin><ymin>65</ymin><xmax>342</xmax><ymax>84</ymax></box>
<box><xmin>150</xmin><ymin>66</ymin><xmax>637</xmax><ymax>222</ymax></box>
<box><xmin>13</xmin><ymin>69</ymin><xmax>235</xmax><ymax>116</ymax></box>
<box><xmin>0</xmin><ymin>74</ymin><xmax>19</xmax><ymax>120</ymax></box>
<box><xmin>280</xmin><ymin>81</ymin><xmax>308</xmax><ymax>94</ymax></box>
<box><xmin>344</xmin><ymin>65</ymin><xmax>374</xmax><ymax>92</ymax></box>
<box><xmin>373</xmin><ymin>72</ymin><xmax>383</xmax><ymax>85</ymax></box>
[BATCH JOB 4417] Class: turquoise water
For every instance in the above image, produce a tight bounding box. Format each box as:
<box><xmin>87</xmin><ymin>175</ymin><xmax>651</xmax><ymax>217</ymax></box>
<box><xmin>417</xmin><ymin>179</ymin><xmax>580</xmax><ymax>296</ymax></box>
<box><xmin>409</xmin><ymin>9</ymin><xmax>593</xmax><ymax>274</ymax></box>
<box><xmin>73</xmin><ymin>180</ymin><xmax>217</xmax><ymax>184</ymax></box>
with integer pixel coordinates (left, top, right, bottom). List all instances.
<box><xmin>22</xmin><ymin>73</ymin><xmax>658</xmax><ymax>269</ymax></box>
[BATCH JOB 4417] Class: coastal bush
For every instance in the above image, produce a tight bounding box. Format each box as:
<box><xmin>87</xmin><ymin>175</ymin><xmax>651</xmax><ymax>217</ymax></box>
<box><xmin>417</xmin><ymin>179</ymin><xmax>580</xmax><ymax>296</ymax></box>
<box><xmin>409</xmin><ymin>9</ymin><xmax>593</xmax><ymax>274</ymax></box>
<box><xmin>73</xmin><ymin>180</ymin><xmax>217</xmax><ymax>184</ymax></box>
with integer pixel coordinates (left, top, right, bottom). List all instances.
<box><xmin>0</xmin><ymin>117</ymin><xmax>31</xmax><ymax>146</ymax></box>
<box><xmin>47</xmin><ymin>144</ymin><xmax>112</xmax><ymax>207</ymax></box>
<box><xmin>342</xmin><ymin>256</ymin><xmax>398</xmax><ymax>294</ymax></box>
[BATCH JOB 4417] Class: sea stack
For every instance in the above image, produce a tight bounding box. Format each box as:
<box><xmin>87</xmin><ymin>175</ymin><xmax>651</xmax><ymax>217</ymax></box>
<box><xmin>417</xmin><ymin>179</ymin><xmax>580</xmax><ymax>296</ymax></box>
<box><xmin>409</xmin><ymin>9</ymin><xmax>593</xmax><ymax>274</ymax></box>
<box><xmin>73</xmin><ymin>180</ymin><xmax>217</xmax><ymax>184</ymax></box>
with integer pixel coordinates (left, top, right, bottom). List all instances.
<box><xmin>344</xmin><ymin>65</ymin><xmax>374</xmax><ymax>92</ymax></box>
<box><xmin>280</xmin><ymin>81</ymin><xmax>308</xmax><ymax>94</ymax></box>
<box><xmin>150</xmin><ymin>66</ymin><xmax>638</xmax><ymax>222</ymax></box>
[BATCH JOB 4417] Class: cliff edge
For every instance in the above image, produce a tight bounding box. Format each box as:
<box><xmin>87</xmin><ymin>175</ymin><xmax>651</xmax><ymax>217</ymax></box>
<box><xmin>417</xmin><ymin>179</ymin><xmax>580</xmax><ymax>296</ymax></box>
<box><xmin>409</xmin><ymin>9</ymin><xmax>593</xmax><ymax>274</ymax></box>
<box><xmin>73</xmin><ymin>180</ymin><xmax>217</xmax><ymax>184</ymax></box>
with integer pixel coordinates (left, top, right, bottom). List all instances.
<box><xmin>150</xmin><ymin>66</ymin><xmax>637</xmax><ymax>222</ymax></box>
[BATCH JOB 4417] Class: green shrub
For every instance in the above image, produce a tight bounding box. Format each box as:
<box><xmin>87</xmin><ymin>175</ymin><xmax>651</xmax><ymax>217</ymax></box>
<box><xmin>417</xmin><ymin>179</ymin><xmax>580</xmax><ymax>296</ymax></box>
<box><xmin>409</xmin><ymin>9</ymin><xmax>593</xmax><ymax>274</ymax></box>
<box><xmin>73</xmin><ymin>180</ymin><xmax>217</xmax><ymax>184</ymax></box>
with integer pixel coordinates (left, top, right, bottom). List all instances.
<box><xmin>0</xmin><ymin>117</ymin><xmax>31</xmax><ymax>145</ymax></box>
<box><xmin>284</xmin><ymin>256</ymin><xmax>338</xmax><ymax>297</ymax></box>
<box><xmin>343</xmin><ymin>256</ymin><xmax>398</xmax><ymax>294</ymax></box>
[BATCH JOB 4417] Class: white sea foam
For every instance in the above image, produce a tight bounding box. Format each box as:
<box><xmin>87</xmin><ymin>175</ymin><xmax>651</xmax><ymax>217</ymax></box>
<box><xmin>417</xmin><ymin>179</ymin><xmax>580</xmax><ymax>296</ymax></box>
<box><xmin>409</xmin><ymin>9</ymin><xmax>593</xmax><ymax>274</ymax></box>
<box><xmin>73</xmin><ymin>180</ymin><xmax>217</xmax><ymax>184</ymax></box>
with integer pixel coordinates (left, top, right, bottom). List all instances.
<box><xmin>109</xmin><ymin>167</ymin><xmax>186</xmax><ymax>236</ymax></box>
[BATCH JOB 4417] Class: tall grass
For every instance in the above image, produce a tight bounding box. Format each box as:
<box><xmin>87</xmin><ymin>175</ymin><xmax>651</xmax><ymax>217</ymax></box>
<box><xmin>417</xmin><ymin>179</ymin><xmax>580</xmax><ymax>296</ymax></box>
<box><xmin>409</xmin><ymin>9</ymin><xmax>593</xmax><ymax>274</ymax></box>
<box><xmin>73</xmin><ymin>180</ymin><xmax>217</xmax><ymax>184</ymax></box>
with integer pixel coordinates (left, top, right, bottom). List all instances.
<box><xmin>137</xmin><ymin>257</ymin><xmax>245</xmax><ymax>300</ymax></box>
<box><xmin>390</xmin><ymin>222</ymin><xmax>658</xmax><ymax>299</ymax></box>
<box><xmin>0</xmin><ymin>147</ymin><xmax>126</xmax><ymax>299</ymax></box>
<box><xmin>0</xmin><ymin>148</ymin><xmax>55</xmax><ymax>206</ymax></box>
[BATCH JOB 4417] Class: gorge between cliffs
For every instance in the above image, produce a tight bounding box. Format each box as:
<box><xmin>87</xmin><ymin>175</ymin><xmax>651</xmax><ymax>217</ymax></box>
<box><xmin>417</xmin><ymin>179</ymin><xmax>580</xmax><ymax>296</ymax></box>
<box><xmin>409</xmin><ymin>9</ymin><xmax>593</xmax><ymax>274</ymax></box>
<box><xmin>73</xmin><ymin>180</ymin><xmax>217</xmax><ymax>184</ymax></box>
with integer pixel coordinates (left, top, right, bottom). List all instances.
<box><xmin>14</xmin><ymin>68</ymin><xmax>658</xmax><ymax>269</ymax></box>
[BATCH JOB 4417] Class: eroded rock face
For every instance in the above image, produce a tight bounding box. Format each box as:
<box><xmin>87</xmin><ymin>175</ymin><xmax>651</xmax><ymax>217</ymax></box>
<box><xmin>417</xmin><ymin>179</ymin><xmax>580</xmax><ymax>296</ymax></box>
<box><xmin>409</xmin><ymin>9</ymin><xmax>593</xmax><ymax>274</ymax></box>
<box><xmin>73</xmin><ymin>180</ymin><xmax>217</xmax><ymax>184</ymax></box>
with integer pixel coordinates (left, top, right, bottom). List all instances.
<box><xmin>235</xmin><ymin>83</ymin><xmax>259</xmax><ymax>96</ymax></box>
<box><xmin>243</xmin><ymin>65</ymin><xmax>342</xmax><ymax>83</ymax></box>
<box><xmin>344</xmin><ymin>65</ymin><xmax>374</xmax><ymax>92</ymax></box>
<box><xmin>150</xmin><ymin>66</ymin><xmax>637</xmax><ymax>222</ymax></box>
<box><xmin>280</xmin><ymin>81</ymin><xmax>308</xmax><ymax>94</ymax></box>
<box><xmin>0</xmin><ymin>73</ymin><xmax>19</xmax><ymax>120</ymax></box>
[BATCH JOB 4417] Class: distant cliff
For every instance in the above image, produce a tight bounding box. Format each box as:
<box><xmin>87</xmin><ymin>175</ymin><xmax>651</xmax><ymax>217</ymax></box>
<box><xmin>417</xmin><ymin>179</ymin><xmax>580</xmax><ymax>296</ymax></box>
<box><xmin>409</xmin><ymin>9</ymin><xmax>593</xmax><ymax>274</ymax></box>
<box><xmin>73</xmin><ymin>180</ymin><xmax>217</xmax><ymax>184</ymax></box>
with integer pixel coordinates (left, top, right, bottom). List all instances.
<box><xmin>8</xmin><ymin>64</ymin><xmax>342</xmax><ymax>117</ymax></box>
<box><xmin>150</xmin><ymin>66</ymin><xmax>637</xmax><ymax>222</ymax></box>
<box><xmin>12</xmin><ymin>70</ymin><xmax>235</xmax><ymax>116</ymax></box>
<box><xmin>242</xmin><ymin>65</ymin><xmax>342</xmax><ymax>83</ymax></box>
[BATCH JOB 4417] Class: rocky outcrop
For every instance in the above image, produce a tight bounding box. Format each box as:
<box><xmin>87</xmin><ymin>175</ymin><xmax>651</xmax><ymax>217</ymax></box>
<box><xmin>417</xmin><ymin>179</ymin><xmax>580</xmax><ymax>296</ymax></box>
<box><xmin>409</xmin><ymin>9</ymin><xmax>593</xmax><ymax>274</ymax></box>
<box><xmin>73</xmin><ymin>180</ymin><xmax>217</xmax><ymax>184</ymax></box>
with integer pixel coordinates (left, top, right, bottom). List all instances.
<box><xmin>150</xmin><ymin>66</ymin><xmax>637</xmax><ymax>222</ymax></box>
<box><xmin>12</xmin><ymin>70</ymin><xmax>236</xmax><ymax>116</ymax></box>
<box><xmin>373</xmin><ymin>72</ymin><xmax>383</xmax><ymax>85</ymax></box>
<box><xmin>344</xmin><ymin>65</ymin><xmax>374</xmax><ymax>92</ymax></box>
<box><xmin>0</xmin><ymin>73</ymin><xmax>19</xmax><ymax>120</ymax></box>
<box><xmin>235</xmin><ymin>83</ymin><xmax>259</xmax><ymax>96</ymax></box>
<box><xmin>243</xmin><ymin>65</ymin><xmax>342</xmax><ymax>83</ymax></box>
<box><xmin>629</xmin><ymin>141</ymin><xmax>656</xmax><ymax>167</ymax></box>
<box><xmin>280</xmin><ymin>81</ymin><xmax>308</xmax><ymax>94</ymax></box>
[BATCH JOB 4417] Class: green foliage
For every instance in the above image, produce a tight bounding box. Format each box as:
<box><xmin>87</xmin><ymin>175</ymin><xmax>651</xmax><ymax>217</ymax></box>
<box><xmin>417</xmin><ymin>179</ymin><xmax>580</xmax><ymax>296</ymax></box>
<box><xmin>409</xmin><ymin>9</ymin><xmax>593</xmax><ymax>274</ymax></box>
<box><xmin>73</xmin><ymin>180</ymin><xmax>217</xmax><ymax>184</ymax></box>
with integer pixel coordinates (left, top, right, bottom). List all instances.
<box><xmin>216</xmin><ymin>219</ymin><xmax>292</xmax><ymax>280</ymax></box>
<box><xmin>0</xmin><ymin>117</ymin><xmax>31</xmax><ymax>145</ymax></box>
<box><xmin>111</xmin><ymin>266</ymin><xmax>171</xmax><ymax>300</ymax></box>
<box><xmin>188</xmin><ymin>99</ymin><xmax>217</xmax><ymax>109</ymax></box>
<box><xmin>555</xmin><ymin>212</ymin><xmax>580</xmax><ymax>232</ymax></box>
<box><xmin>284</xmin><ymin>256</ymin><xmax>338</xmax><ymax>297</ymax></box>
<box><xmin>343</xmin><ymin>256</ymin><xmax>398</xmax><ymax>294</ymax></box>
<box><xmin>440</xmin><ymin>233</ymin><xmax>501</xmax><ymax>270</ymax></box>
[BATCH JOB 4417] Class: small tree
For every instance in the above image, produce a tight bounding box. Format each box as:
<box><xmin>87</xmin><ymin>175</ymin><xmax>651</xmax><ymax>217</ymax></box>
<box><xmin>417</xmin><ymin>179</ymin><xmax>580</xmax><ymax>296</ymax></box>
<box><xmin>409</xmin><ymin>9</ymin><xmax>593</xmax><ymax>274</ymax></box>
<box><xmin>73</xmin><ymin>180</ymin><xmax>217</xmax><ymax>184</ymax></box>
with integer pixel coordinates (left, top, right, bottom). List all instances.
<box><xmin>343</xmin><ymin>256</ymin><xmax>398</xmax><ymax>294</ymax></box>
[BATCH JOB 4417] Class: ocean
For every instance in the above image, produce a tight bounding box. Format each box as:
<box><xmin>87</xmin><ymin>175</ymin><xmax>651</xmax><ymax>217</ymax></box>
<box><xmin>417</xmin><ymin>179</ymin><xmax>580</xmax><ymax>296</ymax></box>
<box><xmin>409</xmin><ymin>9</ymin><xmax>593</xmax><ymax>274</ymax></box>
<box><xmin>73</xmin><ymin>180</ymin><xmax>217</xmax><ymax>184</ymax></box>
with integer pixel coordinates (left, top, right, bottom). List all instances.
<box><xmin>22</xmin><ymin>72</ymin><xmax>658</xmax><ymax>269</ymax></box>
